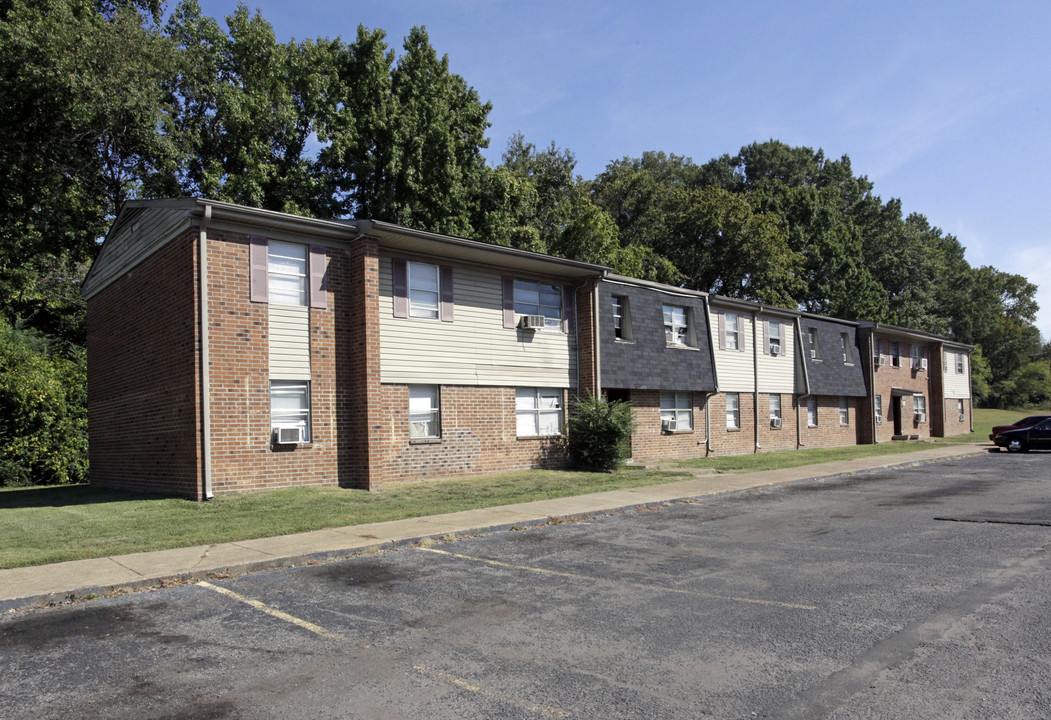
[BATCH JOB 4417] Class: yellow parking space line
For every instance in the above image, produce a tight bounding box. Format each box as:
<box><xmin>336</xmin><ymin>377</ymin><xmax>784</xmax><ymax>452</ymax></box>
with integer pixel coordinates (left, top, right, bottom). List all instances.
<box><xmin>413</xmin><ymin>665</ymin><xmax>569</xmax><ymax>718</ymax></box>
<box><xmin>198</xmin><ymin>581</ymin><xmax>345</xmax><ymax>641</ymax></box>
<box><xmin>417</xmin><ymin>547</ymin><xmax>816</xmax><ymax>611</ymax></box>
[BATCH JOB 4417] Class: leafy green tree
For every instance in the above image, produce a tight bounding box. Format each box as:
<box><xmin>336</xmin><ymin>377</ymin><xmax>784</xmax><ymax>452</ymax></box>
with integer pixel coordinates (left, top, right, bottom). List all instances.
<box><xmin>566</xmin><ymin>395</ymin><xmax>636</xmax><ymax>472</ymax></box>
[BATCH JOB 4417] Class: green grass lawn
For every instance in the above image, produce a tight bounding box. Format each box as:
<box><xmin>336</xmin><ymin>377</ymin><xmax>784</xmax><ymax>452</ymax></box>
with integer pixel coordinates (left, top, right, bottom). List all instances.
<box><xmin>0</xmin><ymin>406</ymin><xmax>1027</xmax><ymax>571</ymax></box>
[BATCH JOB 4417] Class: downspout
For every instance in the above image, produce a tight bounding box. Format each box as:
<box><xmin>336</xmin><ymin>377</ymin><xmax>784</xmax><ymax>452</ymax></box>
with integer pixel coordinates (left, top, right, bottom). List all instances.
<box><xmin>869</xmin><ymin>332</ymin><xmax>878</xmax><ymax>444</ymax></box>
<box><xmin>198</xmin><ymin>203</ymin><xmax>214</xmax><ymax>500</ymax></box>
<box><xmin>753</xmin><ymin>308</ymin><xmax>761</xmax><ymax>453</ymax></box>
<box><xmin>703</xmin><ymin>298</ymin><xmax>718</xmax><ymax>455</ymax></box>
<box><xmin>592</xmin><ymin>278</ymin><xmax>602</xmax><ymax>397</ymax></box>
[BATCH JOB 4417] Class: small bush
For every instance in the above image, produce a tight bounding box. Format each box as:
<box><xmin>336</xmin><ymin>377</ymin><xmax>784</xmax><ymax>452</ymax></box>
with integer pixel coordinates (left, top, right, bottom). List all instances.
<box><xmin>566</xmin><ymin>394</ymin><xmax>636</xmax><ymax>472</ymax></box>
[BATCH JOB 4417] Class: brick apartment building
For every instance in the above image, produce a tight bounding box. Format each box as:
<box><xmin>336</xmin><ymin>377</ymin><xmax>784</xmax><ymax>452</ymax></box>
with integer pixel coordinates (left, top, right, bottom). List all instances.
<box><xmin>83</xmin><ymin>199</ymin><xmax>973</xmax><ymax>497</ymax></box>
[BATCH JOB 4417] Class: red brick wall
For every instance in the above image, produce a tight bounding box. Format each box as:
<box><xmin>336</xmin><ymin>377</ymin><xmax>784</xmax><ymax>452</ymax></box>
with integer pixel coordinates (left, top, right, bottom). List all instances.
<box><xmin>575</xmin><ymin>281</ymin><xmax>598</xmax><ymax>399</ymax></box>
<box><xmin>87</xmin><ymin>230</ymin><xmax>202</xmax><ymax>497</ymax></box>
<box><xmin>202</xmin><ymin>231</ymin><xmax>342</xmax><ymax>494</ymax></box>
<box><xmin>625</xmin><ymin>390</ymin><xmax>710</xmax><ymax>463</ymax></box>
<box><xmin>757</xmin><ymin>393</ymin><xmax>798</xmax><ymax>452</ymax></box>
<box><xmin>942</xmin><ymin>397</ymin><xmax>971</xmax><ymax>436</ymax></box>
<box><xmin>798</xmin><ymin>395</ymin><xmax>861</xmax><ymax>448</ymax></box>
<box><xmin>708</xmin><ymin>392</ymin><xmax>758</xmax><ymax>456</ymax></box>
<box><xmin>867</xmin><ymin>338</ymin><xmax>933</xmax><ymax>441</ymax></box>
<box><xmin>371</xmin><ymin>385</ymin><xmax>568</xmax><ymax>485</ymax></box>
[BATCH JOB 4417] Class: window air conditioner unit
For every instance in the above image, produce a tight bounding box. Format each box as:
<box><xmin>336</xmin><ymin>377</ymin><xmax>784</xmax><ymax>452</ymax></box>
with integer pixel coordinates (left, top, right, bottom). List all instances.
<box><xmin>914</xmin><ymin>413</ymin><xmax>926</xmax><ymax>423</ymax></box>
<box><xmin>274</xmin><ymin>426</ymin><xmax>304</xmax><ymax>445</ymax></box>
<box><xmin>770</xmin><ymin>345</ymin><xmax>781</xmax><ymax>356</ymax></box>
<box><xmin>770</xmin><ymin>417</ymin><xmax>782</xmax><ymax>428</ymax></box>
<box><xmin>661</xmin><ymin>418</ymin><xmax>676</xmax><ymax>433</ymax></box>
<box><xmin>958</xmin><ymin>413</ymin><xmax>966</xmax><ymax>423</ymax></box>
<box><xmin>920</xmin><ymin>358</ymin><xmax>928</xmax><ymax>371</ymax></box>
<box><xmin>810</xmin><ymin>349</ymin><xmax>817</xmax><ymax>359</ymax></box>
<box><xmin>877</xmin><ymin>356</ymin><xmax>887</xmax><ymax>366</ymax></box>
<box><xmin>519</xmin><ymin>314</ymin><xmax>546</xmax><ymax>331</ymax></box>
<box><xmin>875</xmin><ymin>414</ymin><xmax>883</xmax><ymax>424</ymax></box>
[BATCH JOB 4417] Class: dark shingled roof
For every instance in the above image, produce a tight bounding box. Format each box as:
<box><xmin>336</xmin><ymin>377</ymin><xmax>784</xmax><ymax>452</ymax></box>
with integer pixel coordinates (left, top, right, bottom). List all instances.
<box><xmin>598</xmin><ymin>280</ymin><xmax>717</xmax><ymax>392</ymax></box>
<box><xmin>800</xmin><ymin>315</ymin><xmax>868</xmax><ymax>397</ymax></box>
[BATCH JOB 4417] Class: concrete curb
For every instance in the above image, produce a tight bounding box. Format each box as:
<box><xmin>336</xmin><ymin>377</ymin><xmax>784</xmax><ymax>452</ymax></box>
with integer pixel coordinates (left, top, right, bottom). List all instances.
<box><xmin>0</xmin><ymin>444</ymin><xmax>989</xmax><ymax>614</ymax></box>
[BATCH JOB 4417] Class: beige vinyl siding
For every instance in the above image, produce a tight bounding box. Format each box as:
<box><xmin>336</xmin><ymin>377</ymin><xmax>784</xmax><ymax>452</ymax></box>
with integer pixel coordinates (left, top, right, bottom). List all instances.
<box><xmin>378</xmin><ymin>257</ymin><xmax>576</xmax><ymax>387</ymax></box>
<box><xmin>269</xmin><ymin>305</ymin><xmax>310</xmax><ymax>380</ymax></box>
<box><xmin>756</xmin><ymin>317</ymin><xmax>796</xmax><ymax>393</ymax></box>
<box><xmin>710</xmin><ymin>310</ymin><xmax>754</xmax><ymax>392</ymax></box>
<box><xmin>943</xmin><ymin>350</ymin><xmax>971</xmax><ymax>398</ymax></box>
<box><xmin>82</xmin><ymin>207</ymin><xmax>191</xmax><ymax>298</ymax></box>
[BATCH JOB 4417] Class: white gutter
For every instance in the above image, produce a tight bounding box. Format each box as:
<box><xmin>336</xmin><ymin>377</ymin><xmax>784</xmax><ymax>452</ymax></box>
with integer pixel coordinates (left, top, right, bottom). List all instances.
<box><xmin>703</xmin><ymin>298</ymin><xmax>718</xmax><ymax>455</ymax></box>
<box><xmin>796</xmin><ymin>317</ymin><xmax>811</xmax><ymax>448</ymax></box>
<box><xmin>753</xmin><ymin>308</ymin><xmax>761</xmax><ymax>453</ymax></box>
<box><xmin>592</xmin><ymin>280</ymin><xmax>602</xmax><ymax>396</ymax></box>
<box><xmin>198</xmin><ymin>204</ymin><xmax>213</xmax><ymax>500</ymax></box>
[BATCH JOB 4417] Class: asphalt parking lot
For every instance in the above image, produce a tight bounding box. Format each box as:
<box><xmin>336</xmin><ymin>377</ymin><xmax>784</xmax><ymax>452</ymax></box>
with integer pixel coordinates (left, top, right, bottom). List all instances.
<box><xmin>3</xmin><ymin>452</ymin><xmax>1050</xmax><ymax>719</ymax></box>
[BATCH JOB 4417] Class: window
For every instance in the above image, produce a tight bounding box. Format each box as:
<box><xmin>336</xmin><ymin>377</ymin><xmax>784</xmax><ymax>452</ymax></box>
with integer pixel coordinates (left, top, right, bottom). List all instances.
<box><xmin>891</xmin><ymin>341</ymin><xmax>901</xmax><ymax>367</ymax></box>
<box><xmin>914</xmin><ymin>395</ymin><xmax>927</xmax><ymax>422</ymax></box>
<box><xmin>910</xmin><ymin>343</ymin><xmax>921</xmax><ymax>369</ymax></box>
<box><xmin>661</xmin><ymin>391</ymin><xmax>693</xmax><ymax>432</ymax></box>
<box><xmin>270</xmin><ymin>380</ymin><xmax>310</xmax><ymax>442</ymax></box>
<box><xmin>839</xmin><ymin>397</ymin><xmax>849</xmax><ymax>425</ymax></box>
<box><xmin>664</xmin><ymin>305</ymin><xmax>689</xmax><ymax>346</ymax></box>
<box><xmin>958</xmin><ymin>399</ymin><xmax>966</xmax><ymax>422</ymax></box>
<box><xmin>268</xmin><ymin>241</ymin><xmax>307</xmax><ymax>305</ymax></box>
<box><xmin>956</xmin><ymin>353</ymin><xmax>965</xmax><ymax>374</ymax></box>
<box><xmin>841</xmin><ymin>333</ymin><xmax>852</xmax><ymax>364</ymax></box>
<box><xmin>514</xmin><ymin>280</ymin><xmax>562</xmax><ymax>329</ymax></box>
<box><xmin>768</xmin><ymin>320</ymin><xmax>782</xmax><ymax>355</ymax></box>
<box><xmin>808</xmin><ymin>328</ymin><xmax>819</xmax><ymax>359</ymax></box>
<box><xmin>407</xmin><ymin>262</ymin><xmax>440</xmax><ymax>319</ymax></box>
<box><xmin>409</xmin><ymin>385</ymin><xmax>440</xmax><ymax>438</ymax></box>
<box><xmin>875</xmin><ymin>395</ymin><xmax>883</xmax><ymax>423</ymax></box>
<box><xmin>769</xmin><ymin>394</ymin><xmax>782</xmax><ymax>426</ymax></box>
<box><xmin>612</xmin><ymin>295</ymin><xmax>633</xmax><ymax>341</ymax></box>
<box><xmin>807</xmin><ymin>397</ymin><xmax>818</xmax><ymax>427</ymax></box>
<box><xmin>726</xmin><ymin>392</ymin><xmax>740</xmax><ymax>430</ymax></box>
<box><xmin>725</xmin><ymin>312</ymin><xmax>739</xmax><ymax>350</ymax></box>
<box><xmin>516</xmin><ymin>388</ymin><xmax>562</xmax><ymax>436</ymax></box>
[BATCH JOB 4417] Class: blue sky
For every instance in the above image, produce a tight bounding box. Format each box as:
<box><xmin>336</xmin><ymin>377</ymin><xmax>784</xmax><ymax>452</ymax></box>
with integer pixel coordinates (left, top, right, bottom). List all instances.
<box><xmin>191</xmin><ymin>0</ymin><xmax>1051</xmax><ymax>340</ymax></box>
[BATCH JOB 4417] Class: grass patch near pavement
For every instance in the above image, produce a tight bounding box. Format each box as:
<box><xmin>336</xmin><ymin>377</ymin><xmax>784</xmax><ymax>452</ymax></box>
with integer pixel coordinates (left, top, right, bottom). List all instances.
<box><xmin>0</xmin><ymin>467</ymin><xmax>687</xmax><ymax>570</ymax></box>
<box><xmin>674</xmin><ymin>440</ymin><xmax>954</xmax><ymax>473</ymax></box>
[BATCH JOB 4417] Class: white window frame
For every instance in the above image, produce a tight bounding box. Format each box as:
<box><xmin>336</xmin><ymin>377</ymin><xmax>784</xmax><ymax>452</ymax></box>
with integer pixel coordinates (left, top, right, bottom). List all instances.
<box><xmin>515</xmin><ymin>387</ymin><xmax>563</xmax><ymax>437</ymax></box>
<box><xmin>726</xmin><ymin>392</ymin><xmax>741</xmax><ymax>430</ymax></box>
<box><xmin>808</xmin><ymin>328</ymin><xmax>819</xmax><ymax>360</ymax></box>
<box><xmin>268</xmin><ymin>241</ymin><xmax>307</xmax><ymax>306</ymax></box>
<box><xmin>270</xmin><ymin>380</ymin><xmax>311</xmax><ymax>442</ymax></box>
<box><xmin>891</xmin><ymin>341</ymin><xmax>901</xmax><ymax>367</ymax></box>
<box><xmin>807</xmin><ymin>397</ymin><xmax>818</xmax><ymax>427</ymax></box>
<box><xmin>407</xmin><ymin>262</ymin><xmax>440</xmax><ymax>319</ymax></box>
<box><xmin>725</xmin><ymin>312</ymin><xmax>739</xmax><ymax>351</ymax></box>
<box><xmin>514</xmin><ymin>279</ymin><xmax>562</xmax><ymax>329</ymax></box>
<box><xmin>612</xmin><ymin>295</ymin><xmax>632</xmax><ymax>341</ymax></box>
<box><xmin>875</xmin><ymin>395</ymin><xmax>883</xmax><ymax>424</ymax></box>
<box><xmin>956</xmin><ymin>353</ymin><xmax>965</xmax><ymax>374</ymax></box>
<box><xmin>841</xmin><ymin>333</ymin><xmax>852</xmax><ymax>364</ymax></box>
<box><xmin>768</xmin><ymin>320</ymin><xmax>781</xmax><ymax>355</ymax></box>
<box><xmin>769</xmin><ymin>394</ymin><xmax>782</xmax><ymax>423</ymax></box>
<box><xmin>409</xmin><ymin>385</ymin><xmax>440</xmax><ymax>438</ymax></box>
<box><xmin>660</xmin><ymin>391</ymin><xmax>693</xmax><ymax>432</ymax></box>
<box><xmin>839</xmin><ymin>397</ymin><xmax>849</xmax><ymax>425</ymax></box>
<box><xmin>914</xmin><ymin>395</ymin><xmax>927</xmax><ymax>423</ymax></box>
<box><xmin>664</xmin><ymin>305</ymin><xmax>690</xmax><ymax>346</ymax></box>
<box><xmin>910</xmin><ymin>343</ymin><xmax>921</xmax><ymax>369</ymax></box>
<box><xmin>958</xmin><ymin>399</ymin><xmax>966</xmax><ymax>422</ymax></box>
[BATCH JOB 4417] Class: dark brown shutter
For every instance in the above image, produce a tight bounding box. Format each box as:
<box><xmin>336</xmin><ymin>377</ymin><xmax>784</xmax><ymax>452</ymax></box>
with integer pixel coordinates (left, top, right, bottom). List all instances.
<box><xmin>249</xmin><ymin>235</ymin><xmax>268</xmax><ymax>303</ymax></box>
<box><xmin>309</xmin><ymin>245</ymin><xmax>327</xmax><ymax>309</ymax></box>
<box><xmin>502</xmin><ymin>276</ymin><xmax>515</xmax><ymax>329</ymax></box>
<box><xmin>440</xmin><ymin>265</ymin><xmax>454</xmax><ymax>322</ymax></box>
<box><xmin>762</xmin><ymin>320</ymin><xmax>769</xmax><ymax>355</ymax></box>
<box><xmin>392</xmin><ymin>258</ymin><xmax>408</xmax><ymax>318</ymax></box>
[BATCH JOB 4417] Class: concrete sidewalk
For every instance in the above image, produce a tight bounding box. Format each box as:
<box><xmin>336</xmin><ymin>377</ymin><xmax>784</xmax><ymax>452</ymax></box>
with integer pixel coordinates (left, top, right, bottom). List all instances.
<box><xmin>0</xmin><ymin>444</ymin><xmax>990</xmax><ymax>613</ymax></box>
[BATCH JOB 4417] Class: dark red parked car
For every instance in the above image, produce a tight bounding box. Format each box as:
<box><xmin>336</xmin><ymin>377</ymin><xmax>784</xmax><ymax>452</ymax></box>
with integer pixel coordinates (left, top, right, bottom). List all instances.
<box><xmin>989</xmin><ymin>415</ymin><xmax>1051</xmax><ymax>441</ymax></box>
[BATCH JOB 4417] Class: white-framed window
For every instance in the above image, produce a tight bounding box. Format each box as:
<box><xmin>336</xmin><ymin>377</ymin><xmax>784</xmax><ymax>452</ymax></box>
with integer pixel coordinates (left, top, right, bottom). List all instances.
<box><xmin>516</xmin><ymin>387</ymin><xmax>562</xmax><ymax>436</ymax></box>
<box><xmin>875</xmin><ymin>395</ymin><xmax>883</xmax><ymax>424</ymax></box>
<box><xmin>807</xmin><ymin>397</ymin><xmax>818</xmax><ymax>427</ymax></box>
<box><xmin>768</xmin><ymin>320</ymin><xmax>781</xmax><ymax>355</ymax></box>
<box><xmin>268</xmin><ymin>241</ymin><xmax>307</xmax><ymax>305</ymax></box>
<box><xmin>839</xmin><ymin>397</ymin><xmax>849</xmax><ymax>425</ymax></box>
<box><xmin>808</xmin><ymin>328</ymin><xmax>819</xmax><ymax>359</ymax></box>
<box><xmin>612</xmin><ymin>295</ymin><xmax>633</xmax><ymax>341</ymax></box>
<box><xmin>271</xmin><ymin>380</ymin><xmax>311</xmax><ymax>442</ymax></box>
<box><xmin>891</xmin><ymin>341</ymin><xmax>901</xmax><ymax>367</ymax></box>
<box><xmin>514</xmin><ymin>279</ymin><xmax>562</xmax><ymax>329</ymax></box>
<box><xmin>660</xmin><ymin>391</ymin><xmax>693</xmax><ymax>432</ymax></box>
<box><xmin>725</xmin><ymin>312</ymin><xmax>739</xmax><ymax>350</ymax></box>
<box><xmin>409</xmin><ymin>385</ymin><xmax>440</xmax><ymax>438</ymax></box>
<box><xmin>910</xmin><ymin>343</ymin><xmax>921</xmax><ymax>369</ymax></box>
<box><xmin>769</xmin><ymin>394</ymin><xmax>782</xmax><ymax>424</ymax></box>
<box><xmin>664</xmin><ymin>305</ymin><xmax>689</xmax><ymax>346</ymax></box>
<box><xmin>407</xmin><ymin>262</ymin><xmax>440</xmax><ymax>319</ymax></box>
<box><xmin>956</xmin><ymin>353</ymin><xmax>965</xmax><ymax>374</ymax></box>
<box><xmin>841</xmin><ymin>333</ymin><xmax>852</xmax><ymax>364</ymax></box>
<box><xmin>914</xmin><ymin>395</ymin><xmax>927</xmax><ymax>422</ymax></box>
<box><xmin>726</xmin><ymin>392</ymin><xmax>740</xmax><ymax>430</ymax></box>
<box><xmin>958</xmin><ymin>399</ymin><xmax>966</xmax><ymax>422</ymax></box>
